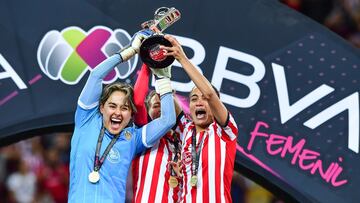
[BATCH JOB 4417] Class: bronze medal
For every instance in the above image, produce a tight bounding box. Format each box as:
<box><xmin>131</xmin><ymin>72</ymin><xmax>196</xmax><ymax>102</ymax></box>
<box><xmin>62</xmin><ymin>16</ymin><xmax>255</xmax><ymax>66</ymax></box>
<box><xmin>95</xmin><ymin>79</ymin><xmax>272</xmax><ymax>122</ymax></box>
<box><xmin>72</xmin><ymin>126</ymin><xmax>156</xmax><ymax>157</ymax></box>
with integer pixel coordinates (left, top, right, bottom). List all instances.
<box><xmin>168</xmin><ymin>176</ymin><xmax>178</xmax><ymax>188</ymax></box>
<box><xmin>190</xmin><ymin>175</ymin><xmax>198</xmax><ymax>187</ymax></box>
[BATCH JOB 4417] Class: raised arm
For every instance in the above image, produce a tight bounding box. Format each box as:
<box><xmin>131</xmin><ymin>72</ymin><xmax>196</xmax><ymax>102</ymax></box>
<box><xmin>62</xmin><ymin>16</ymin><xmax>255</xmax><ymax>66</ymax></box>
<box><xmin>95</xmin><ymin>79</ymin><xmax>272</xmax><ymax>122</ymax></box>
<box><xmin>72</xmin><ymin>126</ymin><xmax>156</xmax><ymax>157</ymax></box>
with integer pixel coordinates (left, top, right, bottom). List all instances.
<box><xmin>161</xmin><ymin>35</ymin><xmax>228</xmax><ymax>126</ymax></box>
<box><xmin>78</xmin><ymin>29</ymin><xmax>152</xmax><ymax>109</ymax></box>
<box><xmin>140</xmin><ymin>76</ymin><xmax>176</xmax><ymax>147</ymax></box>
<box><xmin>78</xmin><ymin>54</ymin><xmax>122</xmax><ymax>109</ymax></box>
<box><xmin>173</xmin><ymin>93</ymin><xmax>183</xmax><ymax>118</ymax></box>
<box><xmin>133</xmin><ymin>64</ymin><xmax>151</xmax><ymax>126</ymax></box>
<box><xmin>142</xmin><ymin>93</ymin><xmax>176</xmax><ymax>146</ymax></box>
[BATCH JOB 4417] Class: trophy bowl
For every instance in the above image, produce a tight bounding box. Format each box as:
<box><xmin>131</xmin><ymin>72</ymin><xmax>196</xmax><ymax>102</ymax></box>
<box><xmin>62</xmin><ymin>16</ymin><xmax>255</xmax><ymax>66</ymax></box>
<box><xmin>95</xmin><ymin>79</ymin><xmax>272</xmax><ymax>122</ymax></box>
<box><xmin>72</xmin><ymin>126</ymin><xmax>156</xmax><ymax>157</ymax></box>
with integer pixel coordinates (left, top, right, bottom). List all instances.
<box><xmin>139</xmin><ymin>35</ymin><xmax>175</xmax><ymax>69</ymax></box>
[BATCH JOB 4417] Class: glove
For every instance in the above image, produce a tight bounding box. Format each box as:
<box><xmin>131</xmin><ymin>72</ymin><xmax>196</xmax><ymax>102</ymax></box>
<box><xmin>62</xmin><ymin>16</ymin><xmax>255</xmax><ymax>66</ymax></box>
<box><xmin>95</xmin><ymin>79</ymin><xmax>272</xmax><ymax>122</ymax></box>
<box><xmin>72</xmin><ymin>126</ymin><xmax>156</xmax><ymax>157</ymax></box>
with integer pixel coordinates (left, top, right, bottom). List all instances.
<box><xmin>155</xmin><ymin>77</ymin><xmax>172</xmax><ymax>96</ymax></box>
<box><xmin>131</xmin><ymin>29</ymin><xmax>153</xmax><ymax>52</ymax></box>
<box><xmin>150</xmin><ymin>65</ymin><xmax>172</xmax><ymax>79</ymax></box>
<box><xmin>118</xmin><ymin>29</ymin><xmax>153</xmax><ymax>62</ymax></box>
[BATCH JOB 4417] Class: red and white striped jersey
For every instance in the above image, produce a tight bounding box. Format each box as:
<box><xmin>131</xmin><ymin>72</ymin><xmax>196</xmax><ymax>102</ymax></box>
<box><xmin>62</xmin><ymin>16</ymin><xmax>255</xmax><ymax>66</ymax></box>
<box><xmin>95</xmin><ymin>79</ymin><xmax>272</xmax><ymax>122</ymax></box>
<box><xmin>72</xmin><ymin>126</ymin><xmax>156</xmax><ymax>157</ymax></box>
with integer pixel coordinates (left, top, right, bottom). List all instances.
<box><xmin>132</xmin><ymin>115</ymin><xmax>188</xmax><ymax>203</ymax></box>
<box><xmin>180</xmin><ymin>113</ymin><xmax>238</xmax><ymax>203</ymax></box>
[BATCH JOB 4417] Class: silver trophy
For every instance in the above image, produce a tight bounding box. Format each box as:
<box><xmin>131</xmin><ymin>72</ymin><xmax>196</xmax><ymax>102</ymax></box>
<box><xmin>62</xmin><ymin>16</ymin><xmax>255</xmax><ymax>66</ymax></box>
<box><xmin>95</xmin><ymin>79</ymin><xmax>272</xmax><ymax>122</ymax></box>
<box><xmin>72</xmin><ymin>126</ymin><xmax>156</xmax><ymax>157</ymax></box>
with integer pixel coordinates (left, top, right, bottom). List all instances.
<box><xmin>139</xmin><ymin>7</ymin><xmax>181</xmax><ymax>68</ymax></box>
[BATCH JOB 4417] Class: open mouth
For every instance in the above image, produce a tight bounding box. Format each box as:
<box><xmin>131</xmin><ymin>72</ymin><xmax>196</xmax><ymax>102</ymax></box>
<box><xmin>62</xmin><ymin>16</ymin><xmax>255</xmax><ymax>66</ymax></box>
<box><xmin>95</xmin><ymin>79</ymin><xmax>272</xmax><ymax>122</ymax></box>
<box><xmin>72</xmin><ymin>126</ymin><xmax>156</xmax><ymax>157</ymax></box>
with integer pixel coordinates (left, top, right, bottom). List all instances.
<box><xmin>195</xmin><ymin>109</ymin><xmax>206</xmax><ymax>119</ymax></box>
<box><xmin>110</xmin><ymin>117</ymin><xmax>122</xmax><ymax>129</ymax></box>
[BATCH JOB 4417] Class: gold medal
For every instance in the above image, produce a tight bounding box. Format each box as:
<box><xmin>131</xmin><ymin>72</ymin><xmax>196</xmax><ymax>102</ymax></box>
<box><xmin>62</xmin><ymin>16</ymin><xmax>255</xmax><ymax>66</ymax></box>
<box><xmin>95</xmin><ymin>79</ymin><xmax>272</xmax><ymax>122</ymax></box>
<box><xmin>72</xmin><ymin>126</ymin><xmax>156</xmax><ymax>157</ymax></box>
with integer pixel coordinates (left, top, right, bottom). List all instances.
<box><xmin>125</xmin><ymin>131</ymin><xmax>132</xmax><ymax>140</ymax></box>
<box><xmin>190</xmin><ymin>175</ymin><xmax>198</xmax><ymax>187</ymax></box>
<box><xmin>168</xmin><ymin>176</ymin><xmax>178</xmax><ymax>188</ymax></box>
<box><xmin>88</xmin><ymin>171</ymin><xmax>100</xmax><ymax>183</ymax></box>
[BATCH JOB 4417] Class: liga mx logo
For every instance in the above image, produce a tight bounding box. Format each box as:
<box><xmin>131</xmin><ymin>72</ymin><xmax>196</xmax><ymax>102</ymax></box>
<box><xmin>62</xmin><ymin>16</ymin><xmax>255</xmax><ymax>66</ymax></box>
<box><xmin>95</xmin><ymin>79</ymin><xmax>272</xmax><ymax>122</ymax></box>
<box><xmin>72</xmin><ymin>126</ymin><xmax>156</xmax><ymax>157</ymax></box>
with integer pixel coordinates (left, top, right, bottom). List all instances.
<box><xmin>37</xmin><ymin>26</ymin><xmax>138</xmax><ymax>85</ymax></box>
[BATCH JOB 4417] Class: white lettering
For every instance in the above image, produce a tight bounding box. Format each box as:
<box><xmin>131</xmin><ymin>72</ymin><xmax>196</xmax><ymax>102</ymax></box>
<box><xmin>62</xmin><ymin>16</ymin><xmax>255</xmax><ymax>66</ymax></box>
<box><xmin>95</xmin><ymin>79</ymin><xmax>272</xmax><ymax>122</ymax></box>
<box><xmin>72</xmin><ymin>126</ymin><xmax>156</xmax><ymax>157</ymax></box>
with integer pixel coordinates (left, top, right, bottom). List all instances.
<box><xmin>272</xmin><ymin>63</ymin><xmax>334</xmax><ymax>123</ymax></box>
<box><xmin>211</xmin><ymin>46</ymin><xmax>265</xmax><ymax>108</ymax></box>
<box><xmin>0</xmin><ymin>54</ymin><xmax>27</xmax><ymax>89</ymax></box>
<box><xmin>304</xmin><ymin>92</ymin><xmax>359</xmax><ymax>153</ymax></box>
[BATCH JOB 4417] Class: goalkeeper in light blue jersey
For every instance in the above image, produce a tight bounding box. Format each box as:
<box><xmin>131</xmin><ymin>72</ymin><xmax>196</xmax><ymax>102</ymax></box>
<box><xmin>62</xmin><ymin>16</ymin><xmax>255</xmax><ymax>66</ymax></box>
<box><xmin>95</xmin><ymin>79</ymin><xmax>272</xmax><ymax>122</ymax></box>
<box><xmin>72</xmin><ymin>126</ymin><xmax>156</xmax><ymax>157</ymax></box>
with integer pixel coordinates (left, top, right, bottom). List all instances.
<box><xmin>68</xmin><ymin>29</ymin><xmax>176</xmax><ymax>203</ymax></box>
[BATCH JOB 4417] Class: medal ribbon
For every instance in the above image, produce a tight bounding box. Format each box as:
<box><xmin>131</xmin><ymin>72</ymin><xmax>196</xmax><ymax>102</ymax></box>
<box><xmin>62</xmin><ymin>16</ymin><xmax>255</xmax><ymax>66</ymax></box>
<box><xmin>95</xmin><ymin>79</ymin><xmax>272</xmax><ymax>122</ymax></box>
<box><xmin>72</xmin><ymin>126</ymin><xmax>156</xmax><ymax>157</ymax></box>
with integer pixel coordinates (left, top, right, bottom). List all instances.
<box><xmin>165</xmin><ymin>130</ymin><xmax>180</xmax><ymax>176</ymax></box>
<box><xmin>94</xmin><ymin>126</ymin><xmax>121</xmax><ymax>172</ymax></box>
<box><xmin>191</xmin><ymin>128</ymin><xmax>205</xmax><ymax>177</ymax></box>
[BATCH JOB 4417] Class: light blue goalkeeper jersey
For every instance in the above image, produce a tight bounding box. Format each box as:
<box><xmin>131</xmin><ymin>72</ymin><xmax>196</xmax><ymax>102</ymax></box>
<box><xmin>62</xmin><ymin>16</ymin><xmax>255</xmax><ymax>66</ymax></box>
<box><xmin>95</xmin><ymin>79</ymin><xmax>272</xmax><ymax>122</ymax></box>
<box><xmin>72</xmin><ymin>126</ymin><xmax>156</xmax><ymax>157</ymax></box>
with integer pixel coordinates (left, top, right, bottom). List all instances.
<box><xmin>68</xmin><ymin>54</ymin><xmax>175</xmax><ymax>203</ymax></box>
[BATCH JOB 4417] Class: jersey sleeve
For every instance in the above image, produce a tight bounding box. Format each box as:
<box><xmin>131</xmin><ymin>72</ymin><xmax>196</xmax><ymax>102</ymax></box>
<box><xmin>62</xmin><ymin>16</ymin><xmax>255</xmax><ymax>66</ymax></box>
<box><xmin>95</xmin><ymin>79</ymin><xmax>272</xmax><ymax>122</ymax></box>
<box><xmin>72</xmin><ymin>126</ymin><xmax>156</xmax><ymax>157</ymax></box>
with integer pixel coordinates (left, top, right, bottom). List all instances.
<box><xmin>216</xmin><ymin>112</ymin><xmax>238</xmax><ymax>142</ymax></box>
<box><xmin>138</xmin><ymin>93</ymin><xmax>176</xmax><ymax>148</ymax></box>
<box><xmin>134</xmin><ymin>127</ymin><xmax>147</xmax><ymax>155</ymax></box>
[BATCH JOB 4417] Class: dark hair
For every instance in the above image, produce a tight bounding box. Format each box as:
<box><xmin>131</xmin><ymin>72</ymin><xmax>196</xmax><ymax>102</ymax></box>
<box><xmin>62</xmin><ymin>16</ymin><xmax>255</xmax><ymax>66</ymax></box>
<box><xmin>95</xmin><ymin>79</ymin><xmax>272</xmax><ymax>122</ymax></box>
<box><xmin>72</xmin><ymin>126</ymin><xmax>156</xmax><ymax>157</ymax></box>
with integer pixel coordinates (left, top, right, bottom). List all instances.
<box><xmin>145</xmin><ymin>90</ymin><xmax>158</xmax><ymax>111</ymax></box>
<box><xmin>189</xmin><ymin>84</ymin><xmax>220</xmax><ymax>98</ymax></box>
<box><xmin>99</xmin><ymin>82</ymin><xmax>137</xmax><ymax>114</ymax></box>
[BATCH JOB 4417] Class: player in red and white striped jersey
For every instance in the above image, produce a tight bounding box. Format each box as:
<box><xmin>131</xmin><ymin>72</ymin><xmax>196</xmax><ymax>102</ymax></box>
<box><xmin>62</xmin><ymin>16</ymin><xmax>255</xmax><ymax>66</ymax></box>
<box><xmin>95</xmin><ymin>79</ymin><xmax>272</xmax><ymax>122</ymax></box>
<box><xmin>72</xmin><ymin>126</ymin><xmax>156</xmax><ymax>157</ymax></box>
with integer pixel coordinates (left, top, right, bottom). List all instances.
<box><xmin>161</xmin><ymin>35</ymin><xmax>239</xmax><ymax>203</ymax></box>
<box><xmin>132</xmin><ymin>63</ymin><xmax>185</xmax><ymax>203</ymax></box>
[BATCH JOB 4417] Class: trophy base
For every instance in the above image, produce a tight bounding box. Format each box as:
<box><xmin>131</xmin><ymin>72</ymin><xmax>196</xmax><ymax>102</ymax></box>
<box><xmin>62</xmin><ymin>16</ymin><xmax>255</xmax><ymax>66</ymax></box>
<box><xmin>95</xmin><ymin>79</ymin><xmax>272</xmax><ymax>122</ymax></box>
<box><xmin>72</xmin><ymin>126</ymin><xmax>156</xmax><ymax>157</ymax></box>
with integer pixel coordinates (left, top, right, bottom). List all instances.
<box><xmin>140</xmin><ymin>35</ymin><xmax>175</xmax><ymax>69</ymax></box>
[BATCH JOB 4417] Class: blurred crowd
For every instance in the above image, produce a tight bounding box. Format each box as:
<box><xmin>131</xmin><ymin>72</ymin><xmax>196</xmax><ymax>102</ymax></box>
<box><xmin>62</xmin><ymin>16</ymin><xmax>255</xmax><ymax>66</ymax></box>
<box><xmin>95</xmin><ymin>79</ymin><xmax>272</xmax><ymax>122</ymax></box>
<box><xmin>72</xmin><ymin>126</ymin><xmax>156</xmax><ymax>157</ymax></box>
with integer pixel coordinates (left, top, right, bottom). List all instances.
<box><xmin>0</xmin><ymin>133</ymin><xmax>70</xmax><ymax>203</ymax></box>
<box><xmin>281</xmin><ymin>0</ymin><xmax>360</xmax><ymax>48</ymax></box>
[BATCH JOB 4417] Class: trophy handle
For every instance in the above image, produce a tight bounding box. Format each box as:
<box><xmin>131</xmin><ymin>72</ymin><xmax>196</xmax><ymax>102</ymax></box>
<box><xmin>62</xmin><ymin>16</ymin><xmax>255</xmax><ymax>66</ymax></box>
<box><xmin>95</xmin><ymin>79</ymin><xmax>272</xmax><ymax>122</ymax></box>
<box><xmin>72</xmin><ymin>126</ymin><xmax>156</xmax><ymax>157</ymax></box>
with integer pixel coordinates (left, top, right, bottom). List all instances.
<box><xmin>141</xmin><ymin>7</ymin><xmax>181</xmax><ymax>32</ymax></box>
<box><xmin>153</xmin><ymin>7</ymin><xmax>181</xmax><ymax>33</ymax></box>
<box><xmin>141</xmin><ymin>20</ymin><xmax>155</xmax><ymax>29</ymax></box>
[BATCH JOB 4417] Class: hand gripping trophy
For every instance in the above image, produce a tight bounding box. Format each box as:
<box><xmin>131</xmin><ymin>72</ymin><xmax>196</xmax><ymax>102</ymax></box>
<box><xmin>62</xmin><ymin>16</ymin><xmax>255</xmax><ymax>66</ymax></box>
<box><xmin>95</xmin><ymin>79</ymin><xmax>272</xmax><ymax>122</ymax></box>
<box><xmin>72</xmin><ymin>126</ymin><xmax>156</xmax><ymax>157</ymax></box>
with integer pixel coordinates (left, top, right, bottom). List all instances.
<box><xmin>139</xmin><ymin>7</ymin><xmax>181</xmax><ymax>68</ymax></box>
